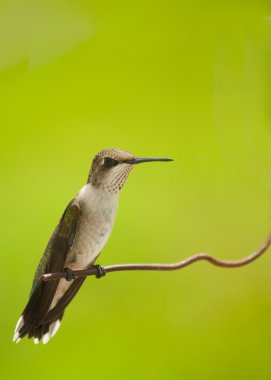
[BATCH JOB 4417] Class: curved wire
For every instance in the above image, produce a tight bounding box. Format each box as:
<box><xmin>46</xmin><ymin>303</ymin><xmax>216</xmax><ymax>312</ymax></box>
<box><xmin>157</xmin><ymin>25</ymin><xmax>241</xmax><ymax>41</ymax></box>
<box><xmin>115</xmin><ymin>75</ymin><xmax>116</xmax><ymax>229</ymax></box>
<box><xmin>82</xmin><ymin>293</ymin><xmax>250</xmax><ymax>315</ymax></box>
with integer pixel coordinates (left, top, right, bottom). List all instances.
<box><xmin>41</xmin><ymin>233</ymin><xmax>271</xmax><ymax>282</ymax></box>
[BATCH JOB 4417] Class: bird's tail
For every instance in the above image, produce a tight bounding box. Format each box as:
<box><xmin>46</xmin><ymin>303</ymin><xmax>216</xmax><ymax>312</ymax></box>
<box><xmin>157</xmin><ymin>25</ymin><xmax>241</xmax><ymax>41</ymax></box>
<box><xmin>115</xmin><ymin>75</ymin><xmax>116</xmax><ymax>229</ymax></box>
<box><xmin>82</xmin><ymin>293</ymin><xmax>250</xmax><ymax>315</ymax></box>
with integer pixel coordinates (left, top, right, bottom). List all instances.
<box><xmin>13</xmin><ymin>279</ymin><xmax>64</xmax><ymax>344</ymax></box>
<box><xmin>13</xmin><ymin>313</ymin><xmax>63</xmax><ymax>344</ymax></box>
<box><xmin>13</xmin><ymin>275</ymin><xmax>86</xmax><ymax>344</ymax></box>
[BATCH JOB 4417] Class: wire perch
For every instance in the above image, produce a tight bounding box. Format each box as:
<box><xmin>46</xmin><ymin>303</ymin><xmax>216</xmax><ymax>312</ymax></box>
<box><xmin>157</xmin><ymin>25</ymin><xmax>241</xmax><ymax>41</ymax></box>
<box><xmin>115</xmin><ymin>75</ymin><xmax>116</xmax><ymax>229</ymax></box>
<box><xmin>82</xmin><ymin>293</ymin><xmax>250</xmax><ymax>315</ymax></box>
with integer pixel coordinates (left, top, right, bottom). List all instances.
<box><xmin>41</xmin><ymin>233</ymin><xmax>271</xmax><ymax>282</ymax></box>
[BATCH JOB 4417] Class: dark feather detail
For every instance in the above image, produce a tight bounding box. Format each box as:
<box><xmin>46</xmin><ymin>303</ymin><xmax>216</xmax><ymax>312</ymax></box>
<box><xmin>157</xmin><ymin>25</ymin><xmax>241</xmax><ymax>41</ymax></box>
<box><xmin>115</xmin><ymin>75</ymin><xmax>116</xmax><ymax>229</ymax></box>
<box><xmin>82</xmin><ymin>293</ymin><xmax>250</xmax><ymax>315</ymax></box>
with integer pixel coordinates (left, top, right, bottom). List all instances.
<box><xmin>44</xmin><ymin>277</ymin><xmax>86</xmax><ymax>323</ymax></box>
<box><xmin>14</xmin><ymin>200</ymin><xmax>82</xmax><ymax>343</ymax></box>
<box><xmin>28</xmin><ymin>313</ymin><xmax>64</xmax><ymax>341</ymax></box>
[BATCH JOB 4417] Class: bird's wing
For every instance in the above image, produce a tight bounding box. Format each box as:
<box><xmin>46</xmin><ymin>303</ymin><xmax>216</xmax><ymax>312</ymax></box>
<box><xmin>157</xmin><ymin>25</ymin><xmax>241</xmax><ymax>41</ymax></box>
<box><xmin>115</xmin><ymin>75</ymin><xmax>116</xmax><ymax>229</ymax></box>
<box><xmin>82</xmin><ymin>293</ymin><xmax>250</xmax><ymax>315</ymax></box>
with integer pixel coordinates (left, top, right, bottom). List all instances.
<box><xmin>16</xmin><ymin>199</ymin><xmax>82</xmax><ymax>339</ymax></box>
<box><xmin>31</xmin><ymin>198</ymin><xmax>81</xmax><ymax>294</ymax></box>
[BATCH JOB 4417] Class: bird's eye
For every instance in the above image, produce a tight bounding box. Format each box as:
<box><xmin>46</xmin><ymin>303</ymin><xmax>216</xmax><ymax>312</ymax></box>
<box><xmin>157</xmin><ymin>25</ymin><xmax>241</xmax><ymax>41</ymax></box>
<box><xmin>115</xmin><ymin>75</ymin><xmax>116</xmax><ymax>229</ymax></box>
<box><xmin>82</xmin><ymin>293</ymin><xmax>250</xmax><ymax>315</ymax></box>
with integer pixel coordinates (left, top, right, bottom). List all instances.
<box><xmin>103</xmin><ymin>157</ymin><xmax>119</xmax><ymax>168</ymax></box>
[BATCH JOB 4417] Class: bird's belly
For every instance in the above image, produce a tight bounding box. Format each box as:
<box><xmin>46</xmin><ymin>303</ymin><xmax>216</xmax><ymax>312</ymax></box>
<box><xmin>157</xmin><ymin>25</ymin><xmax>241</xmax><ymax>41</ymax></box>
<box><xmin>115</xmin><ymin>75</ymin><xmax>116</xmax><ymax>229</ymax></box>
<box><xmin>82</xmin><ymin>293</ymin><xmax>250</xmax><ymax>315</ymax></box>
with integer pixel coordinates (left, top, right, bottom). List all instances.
<box><xmin>48</xmin><ymin>219</ymin><xmax>114</xmax><ymax>311</ymax></box>
<box><xmin>66</xmin><ymin>217</ymin><xmax>114</xmax><ymax>269</ymax></box>
<box><xmin>48</xmin><ymin>188</ymin><xmax>118</xmax><ymax>312</ymax></box>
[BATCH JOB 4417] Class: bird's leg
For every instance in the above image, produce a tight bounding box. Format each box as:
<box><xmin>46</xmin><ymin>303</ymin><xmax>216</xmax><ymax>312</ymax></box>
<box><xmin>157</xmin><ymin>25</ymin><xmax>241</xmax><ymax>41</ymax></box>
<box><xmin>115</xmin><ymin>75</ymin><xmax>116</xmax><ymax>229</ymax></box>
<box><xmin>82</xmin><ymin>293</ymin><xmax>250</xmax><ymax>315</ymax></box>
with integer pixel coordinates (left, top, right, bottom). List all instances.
<box><xmin>94</xmin><ymin>265</ymin><xmax>106</xmax><ymax>279</ymax></box>
<box><xmin>64</xmin><ymin>267</ymin><xmax>76</xmax><ymax>281</ymax></box>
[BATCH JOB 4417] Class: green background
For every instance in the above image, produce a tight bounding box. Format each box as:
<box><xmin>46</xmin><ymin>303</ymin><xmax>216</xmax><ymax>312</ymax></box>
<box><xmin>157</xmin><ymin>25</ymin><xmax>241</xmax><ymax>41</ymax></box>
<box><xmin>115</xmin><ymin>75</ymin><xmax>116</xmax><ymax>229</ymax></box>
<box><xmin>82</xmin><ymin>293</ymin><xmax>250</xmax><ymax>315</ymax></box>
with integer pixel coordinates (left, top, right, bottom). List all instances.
<box><xmin>1</xmin><ymin>1</ymin><xmax>271</xmax><ymax>379</ymax></box>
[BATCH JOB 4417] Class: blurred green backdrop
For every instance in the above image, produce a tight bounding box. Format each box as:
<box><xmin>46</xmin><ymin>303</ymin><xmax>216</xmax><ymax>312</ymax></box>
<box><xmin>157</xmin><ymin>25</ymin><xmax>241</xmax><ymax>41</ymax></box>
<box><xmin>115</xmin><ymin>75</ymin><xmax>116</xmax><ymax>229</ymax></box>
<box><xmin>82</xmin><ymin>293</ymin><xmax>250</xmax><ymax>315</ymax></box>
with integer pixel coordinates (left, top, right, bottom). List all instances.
<box><xmin>1</xmin><ymin>0</ymin><xmax>271</xmax><ymax>379</ymax></box>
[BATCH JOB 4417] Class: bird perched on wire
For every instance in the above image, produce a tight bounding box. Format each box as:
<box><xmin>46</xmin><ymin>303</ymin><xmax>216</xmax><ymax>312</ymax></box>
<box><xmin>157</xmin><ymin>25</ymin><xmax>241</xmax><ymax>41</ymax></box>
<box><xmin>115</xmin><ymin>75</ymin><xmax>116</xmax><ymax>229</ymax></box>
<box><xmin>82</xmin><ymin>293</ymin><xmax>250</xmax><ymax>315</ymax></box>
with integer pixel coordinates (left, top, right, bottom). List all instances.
<box><xmin>13</xmin><ymin>148</ymin><xmax>172</xmax><ymax>344</ymax></box>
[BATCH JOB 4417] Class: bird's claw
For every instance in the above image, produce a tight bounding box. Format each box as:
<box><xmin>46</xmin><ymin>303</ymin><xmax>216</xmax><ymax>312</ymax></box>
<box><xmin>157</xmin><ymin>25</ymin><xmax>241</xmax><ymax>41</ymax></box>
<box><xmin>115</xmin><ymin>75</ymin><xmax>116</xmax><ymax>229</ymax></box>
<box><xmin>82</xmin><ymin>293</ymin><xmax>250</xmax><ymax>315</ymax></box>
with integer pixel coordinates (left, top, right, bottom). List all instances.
<box><xmin>94</xmin><ymin>265</ymin><xmax>106</xmax><ymax>279</ymax></box>
<box><xmin>64</xmin><ymin>267</ymin><xmax>76</xmax><ymax>281</ymax></box>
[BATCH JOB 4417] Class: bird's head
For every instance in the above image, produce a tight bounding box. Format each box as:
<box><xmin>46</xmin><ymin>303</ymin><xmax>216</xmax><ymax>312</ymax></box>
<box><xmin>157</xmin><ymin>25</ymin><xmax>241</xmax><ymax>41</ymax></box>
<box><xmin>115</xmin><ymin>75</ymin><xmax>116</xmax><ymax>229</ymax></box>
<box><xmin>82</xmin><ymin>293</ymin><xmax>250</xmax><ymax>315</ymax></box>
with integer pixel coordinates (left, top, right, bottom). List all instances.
<box><xmin>88</xmin><ymin>148</ymin><xmax>173</xmax><ymax>193</ymax></box>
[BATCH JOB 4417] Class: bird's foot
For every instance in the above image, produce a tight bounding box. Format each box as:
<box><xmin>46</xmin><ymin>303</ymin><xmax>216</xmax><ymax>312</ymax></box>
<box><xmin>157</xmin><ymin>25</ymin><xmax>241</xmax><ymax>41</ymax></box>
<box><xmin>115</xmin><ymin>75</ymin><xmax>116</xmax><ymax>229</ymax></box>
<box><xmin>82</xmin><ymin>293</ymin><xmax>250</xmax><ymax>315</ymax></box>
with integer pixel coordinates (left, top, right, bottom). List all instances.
<box><xmin>64</xmin><ymin>267</ymin><xmax>76</xmax><ymax>281</ymax></box>
<box><xmin>94</xmin><ymin>265</ymin><xmax>106</xmax><ymax>279</ymax></box>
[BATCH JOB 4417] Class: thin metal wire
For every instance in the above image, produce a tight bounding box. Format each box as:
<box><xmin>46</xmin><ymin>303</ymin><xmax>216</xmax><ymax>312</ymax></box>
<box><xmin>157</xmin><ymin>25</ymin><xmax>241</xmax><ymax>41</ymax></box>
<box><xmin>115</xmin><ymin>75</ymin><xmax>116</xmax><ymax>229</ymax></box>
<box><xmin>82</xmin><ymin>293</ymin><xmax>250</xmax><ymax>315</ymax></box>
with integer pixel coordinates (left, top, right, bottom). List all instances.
<box><xmin>41</xmin><ymin>233</ymin><xmax>271</xmax><ymax>282</ymax></box>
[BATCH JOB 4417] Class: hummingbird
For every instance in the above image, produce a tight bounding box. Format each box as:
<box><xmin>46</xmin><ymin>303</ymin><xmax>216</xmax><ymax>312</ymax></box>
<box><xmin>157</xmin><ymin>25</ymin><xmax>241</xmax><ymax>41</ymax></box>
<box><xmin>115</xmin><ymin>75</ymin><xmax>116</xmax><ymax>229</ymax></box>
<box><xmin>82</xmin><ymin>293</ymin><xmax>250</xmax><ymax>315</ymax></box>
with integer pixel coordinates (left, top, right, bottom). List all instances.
<box><xmin>13</xmin><ymin>148</ymin><xmax>172</xmax><ymax>344</ymax></box>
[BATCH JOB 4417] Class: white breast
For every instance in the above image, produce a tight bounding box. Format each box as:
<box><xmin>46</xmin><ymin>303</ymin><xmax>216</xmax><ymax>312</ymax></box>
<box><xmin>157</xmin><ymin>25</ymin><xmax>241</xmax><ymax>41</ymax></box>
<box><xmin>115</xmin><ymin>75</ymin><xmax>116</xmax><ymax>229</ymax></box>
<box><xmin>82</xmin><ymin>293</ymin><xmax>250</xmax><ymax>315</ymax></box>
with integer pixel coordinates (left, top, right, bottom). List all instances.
<box><xmin>66</xmin><ymin>184</ymin><xmax>119</xmax><ymax>269</ymax></box>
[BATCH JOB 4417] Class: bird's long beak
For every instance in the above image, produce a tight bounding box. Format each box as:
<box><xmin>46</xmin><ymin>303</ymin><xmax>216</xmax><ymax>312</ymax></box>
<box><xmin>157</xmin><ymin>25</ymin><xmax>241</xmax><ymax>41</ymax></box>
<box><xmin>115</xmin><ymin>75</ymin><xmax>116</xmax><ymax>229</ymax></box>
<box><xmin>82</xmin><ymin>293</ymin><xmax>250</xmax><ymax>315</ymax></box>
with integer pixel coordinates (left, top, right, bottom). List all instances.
<box><xmin>126</xmin><ymin>157</ymin><xmax>173</xmax><ymax>164</ymax></box>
